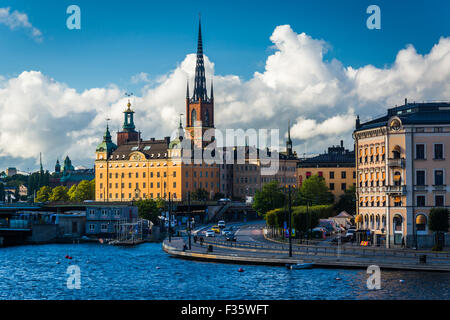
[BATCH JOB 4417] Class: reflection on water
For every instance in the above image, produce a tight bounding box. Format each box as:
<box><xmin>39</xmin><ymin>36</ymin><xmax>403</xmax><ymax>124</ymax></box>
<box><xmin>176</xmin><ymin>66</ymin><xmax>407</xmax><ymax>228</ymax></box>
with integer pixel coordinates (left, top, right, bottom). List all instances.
<box><xmin>0</xmin><ymin>243</ymin><xmax>448</xmax><ymax>300</ymax></box>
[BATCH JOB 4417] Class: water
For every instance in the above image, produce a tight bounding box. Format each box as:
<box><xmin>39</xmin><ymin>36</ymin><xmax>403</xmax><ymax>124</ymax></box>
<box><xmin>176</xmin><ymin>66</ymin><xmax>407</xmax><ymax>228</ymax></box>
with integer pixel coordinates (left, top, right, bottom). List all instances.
<box><xmin>0</xmin><ymin>243</ymin><xmax>448</xmax><ymax>300</ymax></box>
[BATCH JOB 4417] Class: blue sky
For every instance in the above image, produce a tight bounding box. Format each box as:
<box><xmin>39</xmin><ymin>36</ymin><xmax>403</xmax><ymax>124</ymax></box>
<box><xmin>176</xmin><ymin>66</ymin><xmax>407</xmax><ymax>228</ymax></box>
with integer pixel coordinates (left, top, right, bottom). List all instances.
<box><xmin>0</xmin><ymin>0</ymin><xmax>449</xmax><ymax>171</ymax></box>
<box><xmin>1</xmin><ymin>0</ymin><xmax>448</xmax><ymax>91</ymax></box>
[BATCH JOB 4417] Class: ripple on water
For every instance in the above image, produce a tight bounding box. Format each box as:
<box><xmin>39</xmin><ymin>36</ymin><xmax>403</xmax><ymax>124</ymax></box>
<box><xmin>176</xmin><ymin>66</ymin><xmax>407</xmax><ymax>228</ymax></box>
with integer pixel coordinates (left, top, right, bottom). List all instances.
<box><xmin>0</xmin><ymin>243</ymin><xmax>449</xmax><ymax>300</ymax></box>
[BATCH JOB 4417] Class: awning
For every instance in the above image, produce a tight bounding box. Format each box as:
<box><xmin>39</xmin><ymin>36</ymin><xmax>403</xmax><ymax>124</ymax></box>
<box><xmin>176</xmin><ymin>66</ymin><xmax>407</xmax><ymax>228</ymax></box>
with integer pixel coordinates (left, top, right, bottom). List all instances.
<box><xmin>355</xmin><ymin>215</ymin><xmax>363</xmax><ymax>223</ymax></box>
<box><xmin>394</xmin><ymin>196</ymin><xmax>401</xmax><ymax>203</ymax></box>
<box><xmin>394</xmin><ymin>174</ymin><xmax>401</xmax><ymax>181</ymax></box>
<box><xmin>382</xmin><ymin>172</ymin><xmax>386</xmax><ymax>180</ymax></box>
<box><xmin>416</xmin><ymin>215</ymin><xmax>427</xmax><ymax>225</ymax></box>
<box><xmin>381</xmin><ymin>146</ymin><xmax>385</xmax><ymax>155</ymax></box>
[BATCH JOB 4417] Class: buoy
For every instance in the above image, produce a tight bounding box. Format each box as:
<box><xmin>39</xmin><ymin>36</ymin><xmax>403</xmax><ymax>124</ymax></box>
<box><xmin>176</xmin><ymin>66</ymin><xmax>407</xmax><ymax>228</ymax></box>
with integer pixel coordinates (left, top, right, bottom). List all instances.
<box><xmin>65</xmin><ymin>255</ymin><xmax>69</xmax><ymax>259</ymax></box>
<box><xmin>399</xmin><ymin>280</ymin><xmax>404</xmax><ymax>283</ymax></box>
<box><xmin>238</xmin><ymin>268</ymin><xmax>244</xmax><ymax>272</ymax></box>
<box><xmin>56</xmin><ymin>261</ymin><xmax>60</xmax><ymax>264</ymax></box>
<box><xmin>335</xmin><ymin>277</ymin><xmax>342</xmax><ymax>280</ymax></box>
<box><xmin>156</xmin><ymin>266</ymin><xmax>160</xmax><ymax>269</ymax></box>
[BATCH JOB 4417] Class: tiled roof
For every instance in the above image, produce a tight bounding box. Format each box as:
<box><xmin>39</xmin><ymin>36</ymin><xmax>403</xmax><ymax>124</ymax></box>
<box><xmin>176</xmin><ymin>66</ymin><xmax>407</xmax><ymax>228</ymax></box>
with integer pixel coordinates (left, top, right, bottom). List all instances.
<box><xmin>109</xmin><ymin>138</ymin><xmax>170</xmax><ymax>160</ymax></box>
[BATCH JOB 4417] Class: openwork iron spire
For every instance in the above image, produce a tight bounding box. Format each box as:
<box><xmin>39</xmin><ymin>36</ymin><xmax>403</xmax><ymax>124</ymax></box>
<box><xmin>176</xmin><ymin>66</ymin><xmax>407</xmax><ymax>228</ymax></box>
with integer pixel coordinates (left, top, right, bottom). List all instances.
<box><xmin>192</xmin><ymin>17</ymin><xmax>208</xmax><ymax>101</ymax></box>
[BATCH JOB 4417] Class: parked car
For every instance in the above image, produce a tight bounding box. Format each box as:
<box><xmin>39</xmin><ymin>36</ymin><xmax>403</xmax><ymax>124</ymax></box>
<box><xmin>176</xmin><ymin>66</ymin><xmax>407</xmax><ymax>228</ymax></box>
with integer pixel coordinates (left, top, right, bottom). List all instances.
<box><xmin>218</xmin><ymin>220</ymin><xmax>226</xmax><ymax>228</ymax></box>
<box><xmin>205</xmin><ymin>230</ymin><xmax>215</xmax><ymax>237</ymax></box>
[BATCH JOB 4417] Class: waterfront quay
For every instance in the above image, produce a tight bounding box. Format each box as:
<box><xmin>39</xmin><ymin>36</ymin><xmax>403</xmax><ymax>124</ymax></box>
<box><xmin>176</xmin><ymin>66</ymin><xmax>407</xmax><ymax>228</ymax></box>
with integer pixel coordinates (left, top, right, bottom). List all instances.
<box><xmin>163</xmin><ymin>222</ymin><xmax>450</xmax><ymax>272</ymax></box>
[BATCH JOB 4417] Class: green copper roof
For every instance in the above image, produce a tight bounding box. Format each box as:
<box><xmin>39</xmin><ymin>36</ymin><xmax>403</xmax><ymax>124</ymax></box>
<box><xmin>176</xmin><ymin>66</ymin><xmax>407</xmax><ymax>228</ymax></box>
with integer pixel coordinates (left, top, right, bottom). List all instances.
<box><xmin>96</xmin><ymin>125</ymin><xmax>117</xmax><ymax>153</ymax></box>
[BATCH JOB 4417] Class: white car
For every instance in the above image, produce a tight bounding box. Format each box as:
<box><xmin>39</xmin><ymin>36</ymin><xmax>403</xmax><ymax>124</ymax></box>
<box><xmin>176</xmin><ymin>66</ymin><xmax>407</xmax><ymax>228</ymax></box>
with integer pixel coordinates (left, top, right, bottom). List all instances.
<box><xmin>205</xmin><ymin>230</ymin><xmax>215</xmax><ymax>237</ymax></box>
<box><xmin>218</xmin><ymin>220</ymin><xmax>226</xmax><ymax>228</ymax></box>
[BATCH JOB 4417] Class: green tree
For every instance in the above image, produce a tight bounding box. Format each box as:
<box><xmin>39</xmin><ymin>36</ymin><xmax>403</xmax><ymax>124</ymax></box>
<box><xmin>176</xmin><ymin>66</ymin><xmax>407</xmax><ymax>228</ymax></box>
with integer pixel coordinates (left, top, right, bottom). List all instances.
<box><xmin>428</xmin><ymin>208</ymin><xmax>449</xmax><ymax>232</ymax></box>
<box><xmin>71</xmin><ymin>180</ymin><xmax>95</xmax><ymax>202</ymax></box>
<box><xmin>35</xmin><ymin>186</ymin><xmax>52</xmax><ymax>202</ymax></box>
<box><xmin>334</xmin><ymin>184</ymin><xmax>357</xmax><ymax>215</ymax></box>
<box><xmin>48</xmin><ymin>186</ymin><xmax>69</xmax><ymax>202</ymax></box>
<box><xmin>135</xmin><ymin>199</ymin><xmax>160</xmax><ymax>225</ymax></box>
<box><xmin>296</xmin><ymin>174</ymin><xmax>333</xmax><ymax>205</ymax></box>
<box><xmin>213</xmin><ymin>192</ymin><xmax>225</xmax><ymax>201</ymax></box>
<box><xmin>68</xmin><ymin>184</ymin><xmax>77</xmax><ymax>201</ymax></box>
<box><xmin>192</xmin><ymin>188</ymin><xmax>208</xmax><ymax>201</ymax></box>
<box><xmin>253</xmin><ymin>181</ymin><xmax>286</xmax><ymax>215</ymax></box>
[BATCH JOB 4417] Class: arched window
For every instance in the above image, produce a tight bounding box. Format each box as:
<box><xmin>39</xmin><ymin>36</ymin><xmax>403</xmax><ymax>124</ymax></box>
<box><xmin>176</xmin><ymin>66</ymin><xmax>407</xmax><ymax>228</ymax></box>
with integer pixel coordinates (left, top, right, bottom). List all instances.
<box><xmin>393</xmin><ymin>215</ymin><xmax>403</xmax><ymax>232</ymax></box>
<box><xmin>376</xmin><ymin>215</ymin><xmax>380</xmax><ymax>230</ymax></box>
<box><xmin>394</xmin><ymin>171</ymin><xmax>401</xmax><ymax>186</ymax></box>
<box><xmin>416</xmin><ymin>214</ymin><xmax>427</xmax><ymax>232</ymax></box>
<box><xmin>191</xmin><ymin>109</ymin><xmax>197</xmax><ymax>126</ymax></box>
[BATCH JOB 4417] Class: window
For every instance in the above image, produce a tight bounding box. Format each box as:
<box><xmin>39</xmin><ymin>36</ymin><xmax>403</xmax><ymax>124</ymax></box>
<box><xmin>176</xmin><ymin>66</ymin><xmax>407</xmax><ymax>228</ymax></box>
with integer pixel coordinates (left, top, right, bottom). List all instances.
<box><xmin>329</xmin><ymin>183</ymin><xmax>335</xmax><ymax>190</ymax></box>
<box><xmin>100</xmin><ymin>183</ymin><xmax>103</xmax><ymax>189</ymax></box>
<box><xmin>329</xmin><ymin>171</ymin><xmax>334</xmax><ymax>179</ymax></box>
<box><xmin>173</xmin><ymin>171</ymin><xmax>176</xmax><ymax>177</ymax></box>
<box><xmin>416</xmin><ymin>127</ymin><xmax>425</xmax><ymax>133</ymax></box>
<box><xmin>99</xmin><ymin>173</ymin><xmax>103</xmax><ymax>179</ymax></box>
<box><xmin>101</xmin><ymin>224</ymin><xmax>108</xmax><ymax>232</ymax></box>
<box><xmin>101</xmin><ymin>209</ymin><xmax>107</xmax><ymax>216</ymax></box>
<box><xmin>143</xmin><ymin>172</ymin><xmax>146</xmax><ymax>178</ymax></box>
<box><xmin>434</xmin><ymin>127</ymin><xmax>443</xmax><ymax>133</ymax></box>
<box><xmin>128</xmin><ymin>172</ymin><xmax>132</xmax><ymax>178</ymax></box>
<box><xmin>136</xmin><ymin>172</ymin><xmax>139</xmax><ymax>178</ymax></box>
<box><xmin>89</xmin><ymin>224</ymin><xmax>95</xmax><ymax>232</ymax></box>
<box><xmin>434</xmin><ymin>144</ymin><xmax>444</xmax><ymax>160</ymax></box>
<box><xmin>416</xmin><ymin>195</ymin><xmax>425</xmax><ymax>207</ymax></box>
<box><xmin>173</xmin><ymin>182</ymin><xmax>176</xmax><ymax>188</ymax></box>
<box><xmin>353</xmin><ymin>171</ymin><xmax>356</xmax><ymax>179</ymax></box>
<box><xmin>318</xmin><ymin>171</ymin><xmax>323</xmax><ymax>177</ymax></box>
<box><xmin>435</xmin><ymin>195</ymin><xmax>444</xmax><ymax>207</ymax></box>
<box><xmin>150</xmin><ymin>172</ymin><xmax>153</xmax><ymax>178</ymax></box>
<box><xmin>341</xmin><ymin>171</ymin><xmax>346</xmax><ymax>179</ymax></box>
<box><xmin>150</xmin><ymin>182</ymin><xmax>153</xmax><ymax>188</ymax></box>
<box><xmin>128</xmin><ymin>183</ymin><xmax>132</xmax><ymax>188</ymax></box>
<box><xmin>416</xmin><ymin>144</ymin><xmax>425</xmax><ymax>159</ymax></box>
<box><xmin>157</xmin><ymin>172</ymin><xmax>160</xmax><ymax>178</ymax></box>
<box><xmin>434</xmin><ymin>170</ymin><xmax>444</xmax><ymax>185</ymax></box>
<box><xmin>341</xmin><ymin>183</ymin><xmax>346</xmax><ymax>191</ymax></box>
<box><xmin>416</xmin><ymin>170</ymin><xmax>425</xmax><ymax>185</ymax></box>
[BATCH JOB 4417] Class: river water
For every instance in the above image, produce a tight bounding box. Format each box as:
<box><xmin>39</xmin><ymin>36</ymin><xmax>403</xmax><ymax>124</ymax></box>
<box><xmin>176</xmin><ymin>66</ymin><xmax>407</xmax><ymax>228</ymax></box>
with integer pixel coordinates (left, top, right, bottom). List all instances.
<box><xmin>0</xmin><ymin>243</ymin><xmax>448</xmax><ymax>300</ymax></box>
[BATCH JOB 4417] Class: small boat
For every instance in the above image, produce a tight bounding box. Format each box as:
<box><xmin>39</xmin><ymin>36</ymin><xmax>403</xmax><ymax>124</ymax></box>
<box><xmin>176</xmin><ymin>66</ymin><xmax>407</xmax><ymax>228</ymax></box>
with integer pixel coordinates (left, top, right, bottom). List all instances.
<box><xmin>286</xmin><ymin>262</ymin><xmax>314</xmax><ymax>269</ymax></box>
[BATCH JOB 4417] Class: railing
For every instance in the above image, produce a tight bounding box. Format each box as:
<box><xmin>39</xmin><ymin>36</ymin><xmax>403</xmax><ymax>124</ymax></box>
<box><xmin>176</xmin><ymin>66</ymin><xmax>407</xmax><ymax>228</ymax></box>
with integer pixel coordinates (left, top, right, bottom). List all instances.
<box><xmin>0</xmin><ymin>219</ymin><xmax>31</xmax><ymax>230</ymax></box>
<box><xmin>385</xmin><ymin>185</ymin><xmax>407</xmax><ymax>194</ymax></box>
<box><xmin>200</xmin><ymin>237</ymin><xmax>450</xmax><ymax>261</ymax></box>
<box><xmin>388</xmin><ymin>158</ymin><xmax>405</xmax><ymax>168</ymax></box>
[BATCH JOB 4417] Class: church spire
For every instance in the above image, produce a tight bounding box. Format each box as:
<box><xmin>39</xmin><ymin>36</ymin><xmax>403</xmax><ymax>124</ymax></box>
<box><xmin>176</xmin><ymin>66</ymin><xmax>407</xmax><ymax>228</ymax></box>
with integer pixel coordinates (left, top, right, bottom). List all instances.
<box><xmin>210</xmin><ymin>79</ymin><xmax>214</xmax><ymax>99</ymax></box>
<box><xmin>192</xmin><ymin>15</ymin><xmax>208</xmax><ymax>101</ymax></box>
<box><xmin>186</xmin><ymin>80</ymin><xmax>190</xmax><ymax>99</ymax></box>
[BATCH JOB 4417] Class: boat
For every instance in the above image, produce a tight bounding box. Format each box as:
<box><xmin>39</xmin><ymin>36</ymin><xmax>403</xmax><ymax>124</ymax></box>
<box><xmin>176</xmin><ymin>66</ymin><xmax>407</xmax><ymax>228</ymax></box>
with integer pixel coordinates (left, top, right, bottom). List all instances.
<box><xmin>286</xmin><ymin>262</ymin><xmax>314</xmax><ymax>269</ymax></box>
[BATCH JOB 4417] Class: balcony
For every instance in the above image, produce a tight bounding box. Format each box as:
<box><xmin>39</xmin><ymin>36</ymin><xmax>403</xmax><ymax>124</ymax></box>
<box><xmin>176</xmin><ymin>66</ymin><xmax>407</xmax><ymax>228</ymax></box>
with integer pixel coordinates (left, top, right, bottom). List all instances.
<box><xmin>385</xmin><ymin>185</ymin><xmax>407</xmax><ymax>195</ymax></box>
<box><xmin>388</xmin><ymin>158</ymin><xmax>405</xmax><ymax>168</ymax></box>
<box><xmin>433</xmin><ymin>185</ymin><xmax>447</xmax><ymax>191</ymax></box>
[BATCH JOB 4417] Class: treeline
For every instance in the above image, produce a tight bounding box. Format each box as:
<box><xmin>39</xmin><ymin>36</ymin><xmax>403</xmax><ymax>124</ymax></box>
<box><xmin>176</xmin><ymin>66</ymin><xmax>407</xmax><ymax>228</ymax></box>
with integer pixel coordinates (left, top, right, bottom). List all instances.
<box><xmin>35</xmin><ymin>180</ymin><xmax>95</xmax><ymax>203</ymax></box>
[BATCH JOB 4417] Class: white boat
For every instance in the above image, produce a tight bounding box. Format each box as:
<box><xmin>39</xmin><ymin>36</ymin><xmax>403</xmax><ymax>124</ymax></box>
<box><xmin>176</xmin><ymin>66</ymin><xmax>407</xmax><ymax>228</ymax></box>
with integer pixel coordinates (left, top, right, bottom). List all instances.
<box><xmin>287</xmin><ymin>262</ymin><xmax>314</xmax><ymax>269</ymax></box>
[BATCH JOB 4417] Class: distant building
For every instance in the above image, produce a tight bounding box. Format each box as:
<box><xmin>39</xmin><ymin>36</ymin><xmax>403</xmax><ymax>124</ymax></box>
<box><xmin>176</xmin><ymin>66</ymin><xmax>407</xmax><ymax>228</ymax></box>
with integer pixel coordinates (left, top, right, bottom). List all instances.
<box><xmin>50</xmin><ymin>155</ymin><xmax>94</xmax><ymax>188</ymax></box>
<box><xmin>6</xmin><ymin>168</ymin><xmax>17</xmax><ymax>177</ymax></box>
<box><xmin>85</xmin><ymin>204</ymin><xmax>138</xmax><ymax>237</ymax></box>
<box><xmin>19</xmin><ymin>185</ymin><xmax>28</xmax><ymax>197</ymax></box>
<box><xmin>297</xmin><ymin>140</ymin><xmax>355</xmax><ymax>201</ymax></box>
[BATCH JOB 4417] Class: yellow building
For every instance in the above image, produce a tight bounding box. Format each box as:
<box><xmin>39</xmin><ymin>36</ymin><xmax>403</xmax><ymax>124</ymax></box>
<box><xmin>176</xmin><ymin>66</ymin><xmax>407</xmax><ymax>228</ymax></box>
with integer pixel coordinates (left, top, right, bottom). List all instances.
<box><xmin>297</xmin><ymin>141</ymin><xmax>356</xmax><ymax>201</ymax></box>
<box><xmin>95</xmin><ymin>20</ymin><xmax>220</xmax><ymax>202</ymax></box>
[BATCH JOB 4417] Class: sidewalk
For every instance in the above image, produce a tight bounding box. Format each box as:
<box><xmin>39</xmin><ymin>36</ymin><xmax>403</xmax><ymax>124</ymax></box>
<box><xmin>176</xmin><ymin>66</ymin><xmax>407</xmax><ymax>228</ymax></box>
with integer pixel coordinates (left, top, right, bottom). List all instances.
<box><xmin>162</xmin><ymin>236</ymin><xmax>450</xmax><ymax>272</ymax></box>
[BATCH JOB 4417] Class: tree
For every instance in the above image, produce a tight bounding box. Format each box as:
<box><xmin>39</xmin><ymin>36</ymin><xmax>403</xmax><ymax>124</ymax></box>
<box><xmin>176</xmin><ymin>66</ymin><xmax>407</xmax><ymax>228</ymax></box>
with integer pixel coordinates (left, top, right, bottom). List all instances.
<box><xmin>192</xmin><ymin>188</ymin><xmax>208</xmax><ymax>201</ymax></box>
<box><xmin>48</xmin><ymin>186</ymin><xmax>69</xmax><ymax>202</ymax></box>
<box><xmin>35</xmin><ymin>186</ymin><xmax>52</xmax><ymax>202</ymax></box>
<box><xmin>295</xmin><ymin>174</ymin><xmax>333</xmax><ymax>205</ymax></box>
<box><xmin>71</xmin><ymin>180</ymin><xmax>95</xmax><ymax>202</ymax></box>
<box><xmin>0</xmin><ymin>184</ymin><xmax>5</xmax><ymax>202</ymax></box>
<box><xmin>136</xmin><ymin>199</ymin><xmax>160</xmax><ymax>225</ymax></box>
<box><xmin>428</xmin><ymin>208</ymin><xmax>449</xmax><ymax>232</ymax></box>
<box><xmin>334</xmin><ymin>184</ymin><xmax>357</xmax><ymax>215</ymax></box>
<box><xmin>253</xmin><ymin>181</ymin><xmax>286</xmax><ymax>215</ymax></box>
<box><xmin>68</xmin><ymin>184</ymin><xmax>77</xmax><ymax>201</ymax></box>
<box><xmin>213</xmin><ymin>192</ymin><xmax>225</xmax><ymax>201</ymax></box>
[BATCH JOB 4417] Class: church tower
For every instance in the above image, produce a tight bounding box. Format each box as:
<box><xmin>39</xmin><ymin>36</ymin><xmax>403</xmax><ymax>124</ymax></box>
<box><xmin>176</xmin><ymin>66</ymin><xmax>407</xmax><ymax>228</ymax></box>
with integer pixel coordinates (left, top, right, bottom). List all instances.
<box><xmin>185</xmin><ymin>18</ymin><xmax>214</xmax><ymax>148</ymax></box>
<box><xmin>117</xmin><ymin>100</ymin><xmax>139</xmax><ymax>146</ymax></box>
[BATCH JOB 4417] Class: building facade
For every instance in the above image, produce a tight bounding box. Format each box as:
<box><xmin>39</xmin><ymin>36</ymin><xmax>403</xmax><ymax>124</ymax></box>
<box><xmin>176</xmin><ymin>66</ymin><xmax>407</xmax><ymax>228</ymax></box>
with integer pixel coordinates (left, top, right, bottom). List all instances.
<box><xmin>95</xmin><ymin>19</ymin><xmax>220</xmax><ymax>202</ymax></box>
<box><xmin>297</xmin><ymin>140</ymin><xmax>355</xmax><ymax>201</ymax></box>
<box><xmin>85</xmin><ymin>204</ymin><xmax>138</xmax><ymax>237</ymax></box>
<box><xmin>354</xmin><ymin>101</ymin><xmax>450</xmax><ymax>248</ymax></box>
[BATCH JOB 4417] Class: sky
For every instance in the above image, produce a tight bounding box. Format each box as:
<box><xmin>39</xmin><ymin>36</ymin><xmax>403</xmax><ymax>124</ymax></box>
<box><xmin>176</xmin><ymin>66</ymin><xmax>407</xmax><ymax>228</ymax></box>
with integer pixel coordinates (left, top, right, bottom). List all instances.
<box><xmin>0</xmin><ymin>0</ymin><xmax>449</xmax><ymax>172</ymax></box>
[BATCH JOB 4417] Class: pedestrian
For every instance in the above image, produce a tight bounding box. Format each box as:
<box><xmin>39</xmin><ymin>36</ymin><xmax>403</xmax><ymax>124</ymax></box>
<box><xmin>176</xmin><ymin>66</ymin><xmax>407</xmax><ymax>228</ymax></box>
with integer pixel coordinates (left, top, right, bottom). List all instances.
<box><xmin>401</xmin><ymin>236</ymin><xmax>405</xmax><ymax>248</ymax></box>
<box><xmin>200</xmin><ymin>237</ymin><xmax>204</xmax><ymax>247</ymax></box>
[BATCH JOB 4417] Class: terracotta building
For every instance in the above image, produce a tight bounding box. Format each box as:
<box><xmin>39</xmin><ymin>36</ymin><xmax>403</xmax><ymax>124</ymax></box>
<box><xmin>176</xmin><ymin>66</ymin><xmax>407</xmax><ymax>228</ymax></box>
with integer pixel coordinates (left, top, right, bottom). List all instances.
<box><xmin>354</xmin><ymin>100</ymin><xmax>450</xmax><ymax>248</ymax></box>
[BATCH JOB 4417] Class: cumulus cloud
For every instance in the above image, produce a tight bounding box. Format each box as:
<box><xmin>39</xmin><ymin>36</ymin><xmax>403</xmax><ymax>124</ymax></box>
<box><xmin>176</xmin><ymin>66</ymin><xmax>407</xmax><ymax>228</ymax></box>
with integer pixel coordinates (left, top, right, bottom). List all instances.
<box><xmin>0</xmin><ymin>7</ymin><xmax>43</xmax><ymax>42</ymax></box>
<box><xmin>1</xmin><ymin>25</ymin><xmax>449</xmax><ymax>171</ymax></box>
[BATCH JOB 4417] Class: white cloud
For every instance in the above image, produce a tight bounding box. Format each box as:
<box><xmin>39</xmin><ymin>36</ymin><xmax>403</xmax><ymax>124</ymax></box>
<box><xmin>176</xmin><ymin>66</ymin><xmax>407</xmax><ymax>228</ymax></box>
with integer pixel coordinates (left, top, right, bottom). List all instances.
<box><xmin>1</xmin><ymin>25</ymin><xmax>450</xmax><ymax>170</ymax></box>
<box><xmin>0</xmin><ymin>7</ymin><xmax>43</xmax><ymax>42</ymax></box>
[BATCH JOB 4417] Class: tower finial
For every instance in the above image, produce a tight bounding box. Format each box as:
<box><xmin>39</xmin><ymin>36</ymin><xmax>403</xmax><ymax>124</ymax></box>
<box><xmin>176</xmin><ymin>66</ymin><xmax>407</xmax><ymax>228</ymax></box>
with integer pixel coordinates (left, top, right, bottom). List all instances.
<box><xmin>192</xmin><ymin>15</ymin><xmax>207</xmax><ymax>101</ymax></box>
<box><xmin>186</xmin><ymin>80</ymin><xmax>190</xmax><ymax>99</ymax></box>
